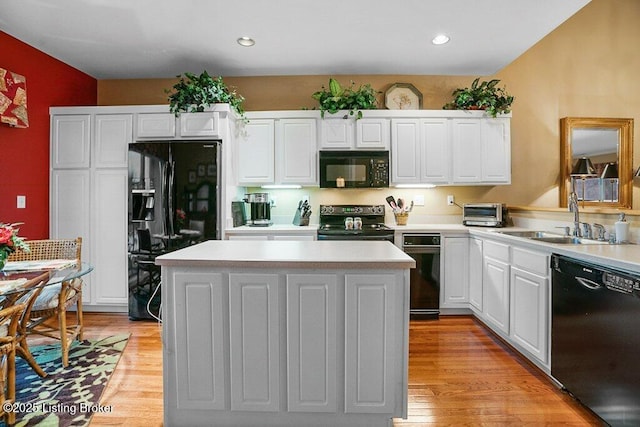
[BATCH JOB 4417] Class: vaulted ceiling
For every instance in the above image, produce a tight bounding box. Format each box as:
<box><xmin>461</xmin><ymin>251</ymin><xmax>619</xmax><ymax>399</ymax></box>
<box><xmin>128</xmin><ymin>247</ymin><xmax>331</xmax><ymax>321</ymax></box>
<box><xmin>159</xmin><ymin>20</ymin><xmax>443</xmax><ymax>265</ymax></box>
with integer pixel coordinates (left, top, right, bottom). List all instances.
<box><xmin>1</xmin><ymin>0</ymin><xmax>590</xmax><ymax>79</ymax></box>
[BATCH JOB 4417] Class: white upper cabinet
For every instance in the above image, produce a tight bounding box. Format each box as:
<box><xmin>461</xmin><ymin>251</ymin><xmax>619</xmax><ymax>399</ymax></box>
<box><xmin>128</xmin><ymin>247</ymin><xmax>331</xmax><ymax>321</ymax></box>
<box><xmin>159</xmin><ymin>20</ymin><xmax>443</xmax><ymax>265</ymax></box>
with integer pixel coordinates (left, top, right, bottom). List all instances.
<box><xmin>135</xmin><ymin>112</ymin><xmax>176</xmax><ymax>139</ymax></box>
<box><xmin>481</xmin><ymin>118</ymin><xmax>511</xmax><ymax>183</ymax></box>
<box><xmin>319</xmin><ymin>116</ymin><xmax>354</xmax><ymax>149</ymax></box>
<box><xmin>179</xmin><ymin>111</ymin><xmax>220</xmax><ymax>138</ymax></box>
<box><xmin>237</xmin><ymin>119</ymin><xmax>275</xmax><ymax>184</ymax></box>
<box><xmin>319</xmin><ymin>114</ymin><xmax>389</xmax><ymax>150</ymax></box>
<box><xmin>451</xmin><ymin>118</ymin><xmax>511</xmax><ymax>184</ymax></box>
<box><xmin>51</xmin><ymin>114</ymin><xmax>91</xmax><ymax>168</ymax></box>
<box><xmin>355</xmin><ymin>118</ymin><xmax>389</xmax><ymax>149</ymax></box>
<box><xmin>451</xmin><ymin>119</ymin><xmax>483</xmax><ymax>183</ymax></box>
<box><xmin>391</xmin><ymin>119</ymin><xmax>421</xmax><ymax>184</ymax></box>
<box><xmin>276</xmin><ymin>119</ymin><xmax>317</xmax><ymax>185</ymax></box>
<box><xmin>420</xmin><ymin>118</ymin><xmax>451</xmax><ymax>183</ymax></box>
<box><xmin>390</xmin><ymin>114</ymin><xmax>510</xmax><ymax>186</ymax></box>
<box><xmin>94</xmin><ymin>114</ymin><xmax>132</xmax><ymax>168</ymax></box>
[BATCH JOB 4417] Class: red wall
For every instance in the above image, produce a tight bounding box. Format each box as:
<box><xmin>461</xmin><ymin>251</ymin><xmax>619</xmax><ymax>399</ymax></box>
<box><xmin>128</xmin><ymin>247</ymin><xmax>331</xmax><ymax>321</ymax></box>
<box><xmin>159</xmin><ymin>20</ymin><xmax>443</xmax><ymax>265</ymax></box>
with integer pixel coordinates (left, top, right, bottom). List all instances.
<box><xmin>0</xmin><ymin>32</ymin><xmax>97</xmax><ymax>239</ymax></box>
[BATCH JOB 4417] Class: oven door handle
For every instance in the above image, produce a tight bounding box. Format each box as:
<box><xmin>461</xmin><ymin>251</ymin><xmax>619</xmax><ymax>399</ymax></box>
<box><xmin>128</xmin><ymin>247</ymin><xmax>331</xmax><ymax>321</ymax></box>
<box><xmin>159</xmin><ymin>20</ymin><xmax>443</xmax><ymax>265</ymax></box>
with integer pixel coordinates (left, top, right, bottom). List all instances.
<box><xmin>576</xmin><ymin>276</ymin><xmax>602</xmax><ymax>290</ymax></box>
<box><xmin>403</xmin><ymin>246</ymin><xmax>440</xmax><ymax>254</ymax></box>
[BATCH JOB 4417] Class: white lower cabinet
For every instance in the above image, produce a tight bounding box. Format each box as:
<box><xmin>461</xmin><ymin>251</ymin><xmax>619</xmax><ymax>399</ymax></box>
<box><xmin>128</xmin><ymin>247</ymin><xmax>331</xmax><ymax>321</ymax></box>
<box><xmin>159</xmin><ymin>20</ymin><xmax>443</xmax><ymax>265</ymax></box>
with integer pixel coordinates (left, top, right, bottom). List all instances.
<box><xmin>229</xmin><ymin>273</ymin><xmax>280</xmax><ymax>412</ymax></box>
<box><xmin>441</xmin><ymin>237</ymin><xmax>469</xmax><ymax>308</ymax></box>
<box><xmin>165</xmin><ymin>268</ymin><xmax>406</xmax><ymax>426</ymax></box>
<box><xmin>345</xmin><ymin>274</ymin><xmax>396</xmax><ymax>413</ymax></box>
<box><xmin>470</xmin><ymin>237</ymin><xmax>551</xmax><ymax>370</ymax></box>
<box><xmin>482</xmin><ymin>240</ymin><xmax>510</xmax><ymax>335</ymax></box>
<box><xmin>468</xmin><ymin>237</ymin><xmax>483</xmax><ymax>311</ymax></box>
<box><xmin>286</xmin><ymin>274</ymin><xmax>337</xmax><ymax>412</ymax></box>
<box><xmin>509</xmin><ymin>246</ymin><xmax>550</xmax><ymax>366</ymax></box>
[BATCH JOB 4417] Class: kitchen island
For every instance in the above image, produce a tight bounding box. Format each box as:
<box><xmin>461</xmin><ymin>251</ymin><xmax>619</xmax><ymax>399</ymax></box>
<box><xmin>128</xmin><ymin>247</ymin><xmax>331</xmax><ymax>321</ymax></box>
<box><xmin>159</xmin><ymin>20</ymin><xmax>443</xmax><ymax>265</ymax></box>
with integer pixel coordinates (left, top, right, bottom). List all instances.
<box><xmin>156</xmin><ymin>240</ymin><xmax>415</xmax><ymax>427</ymax></box>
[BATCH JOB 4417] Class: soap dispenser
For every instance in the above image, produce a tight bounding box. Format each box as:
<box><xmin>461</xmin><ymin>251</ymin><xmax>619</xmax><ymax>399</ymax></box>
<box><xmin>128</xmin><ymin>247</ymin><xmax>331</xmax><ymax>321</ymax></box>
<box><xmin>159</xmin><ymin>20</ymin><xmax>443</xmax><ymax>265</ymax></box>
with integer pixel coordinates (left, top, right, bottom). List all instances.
<box><xmin>615</xmin><ymin>213</ymin><xmax>629</xmax><ymax>243</ymax></box>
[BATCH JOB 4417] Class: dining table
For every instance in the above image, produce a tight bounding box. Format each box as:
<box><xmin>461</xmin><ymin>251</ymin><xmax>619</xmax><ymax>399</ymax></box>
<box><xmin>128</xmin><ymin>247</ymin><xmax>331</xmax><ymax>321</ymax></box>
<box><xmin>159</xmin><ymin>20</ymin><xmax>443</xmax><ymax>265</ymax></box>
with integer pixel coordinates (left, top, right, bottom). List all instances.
<box><xmin>0</xmin><ymin>260</ymin><xmax>93</xmax><ymax>377</ymax></box>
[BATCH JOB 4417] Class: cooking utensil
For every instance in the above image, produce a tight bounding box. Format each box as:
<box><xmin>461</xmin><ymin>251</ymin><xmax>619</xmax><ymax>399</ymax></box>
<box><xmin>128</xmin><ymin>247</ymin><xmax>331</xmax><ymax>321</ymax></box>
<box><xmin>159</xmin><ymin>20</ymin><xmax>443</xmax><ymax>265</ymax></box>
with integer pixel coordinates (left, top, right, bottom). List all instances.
<box><xmin>385</xmin><ymin>196</ymin><xmax>398</xmax><ymax>211</ymax></box>
<box><xmin>406</xmin><ymin>200</ymin><xmax>414</xmax><ymax>212</ymax></box>
<box><xmin>397</xmin><ymin>198</ymin><xmax>404</xmax><ymax>210</ymax></box>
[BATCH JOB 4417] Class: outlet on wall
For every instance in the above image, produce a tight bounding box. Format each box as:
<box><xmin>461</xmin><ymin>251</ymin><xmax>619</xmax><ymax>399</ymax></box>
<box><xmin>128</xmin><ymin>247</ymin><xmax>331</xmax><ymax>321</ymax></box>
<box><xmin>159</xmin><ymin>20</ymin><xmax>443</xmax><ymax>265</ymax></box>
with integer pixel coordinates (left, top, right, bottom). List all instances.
<box><xmin>413</xmin><ymin>195</ymin><xmax>425</xmax><ymax>206</ymax></box>
<box><xmin>447</xmin><ymin>195</ymin><xmax>454</xmax><ymax>206</ymax></box>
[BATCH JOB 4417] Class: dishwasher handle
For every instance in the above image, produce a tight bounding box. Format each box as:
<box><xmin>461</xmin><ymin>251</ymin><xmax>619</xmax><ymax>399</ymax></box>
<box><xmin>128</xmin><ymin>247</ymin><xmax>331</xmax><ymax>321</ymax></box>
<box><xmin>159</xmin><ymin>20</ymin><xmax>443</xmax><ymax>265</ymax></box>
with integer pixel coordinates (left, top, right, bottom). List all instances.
<box><xmin>403</xmin><ymin>246</ymin><xmax>440</xmax><ymax>254</ymax></box>
<box><xmin>576</xmin><ymin>276</ymin><xmax>602</xmax><ymax>290</ymax></box>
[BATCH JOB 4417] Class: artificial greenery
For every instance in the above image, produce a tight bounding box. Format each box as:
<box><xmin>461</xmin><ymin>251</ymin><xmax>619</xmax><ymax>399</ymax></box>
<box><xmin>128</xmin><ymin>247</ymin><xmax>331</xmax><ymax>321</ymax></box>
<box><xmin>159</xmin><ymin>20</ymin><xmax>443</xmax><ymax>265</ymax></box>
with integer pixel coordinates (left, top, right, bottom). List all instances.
<box><xmin>443</xmin><ymin>78</ymin><xmax>514</xmax><ymax>117</ymax></box>
<box><xmin>311</xmin><ymin>78</ymin><xmax>379</xmax><ymax>119</ymax></box>
<box><xmin>166</xmin><ymin>71</ymin><xmax>245</xmax><ymax>118</ymax></box>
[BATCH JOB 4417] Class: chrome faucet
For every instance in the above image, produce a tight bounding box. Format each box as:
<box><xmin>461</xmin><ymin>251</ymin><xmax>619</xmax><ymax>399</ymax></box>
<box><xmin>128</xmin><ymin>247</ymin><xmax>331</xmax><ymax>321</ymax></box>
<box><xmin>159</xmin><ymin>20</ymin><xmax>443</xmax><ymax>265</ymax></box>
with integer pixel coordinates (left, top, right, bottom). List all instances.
<box><xmin>568</xmin><ymin>192</ymin><xmax>581</xmax><ymax>237</ymax></box>
<box><xmin>592</xmin><ymin>223</ymin><xmax>606</xmax><ymax>241</ymax></box>
<box><xmin>581</xmin><ymin>223</ymin><xmax>592</xmax><ymax>239</ymax></box>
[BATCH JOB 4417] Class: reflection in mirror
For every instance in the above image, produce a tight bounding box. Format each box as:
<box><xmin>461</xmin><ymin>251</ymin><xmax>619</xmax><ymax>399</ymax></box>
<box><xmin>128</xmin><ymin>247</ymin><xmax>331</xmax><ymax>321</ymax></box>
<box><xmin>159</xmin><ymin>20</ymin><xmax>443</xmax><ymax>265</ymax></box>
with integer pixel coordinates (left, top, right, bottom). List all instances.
<box><xmin>560</xmin><ymin>117</ymin><xmax>633</xmax><ymax>209</ymax></box>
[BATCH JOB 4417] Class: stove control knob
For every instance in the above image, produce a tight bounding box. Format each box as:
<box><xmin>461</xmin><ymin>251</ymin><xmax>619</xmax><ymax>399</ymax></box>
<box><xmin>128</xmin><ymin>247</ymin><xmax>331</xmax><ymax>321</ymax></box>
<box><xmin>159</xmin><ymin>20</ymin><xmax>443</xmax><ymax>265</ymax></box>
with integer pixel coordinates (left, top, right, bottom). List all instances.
<box><xmin>354</xmin><ymin>206</ymin><xmax>363</xmax><ymax>214</ymax></box>
<box><xmin>320</xmin><ymin>206</ymin><xmax>334</xmax><ymax>214</ymax></box>
<box><xmin>372</xmin><ymin>205</ymin><xmax>384</xmax><ymax>214</ymax></box>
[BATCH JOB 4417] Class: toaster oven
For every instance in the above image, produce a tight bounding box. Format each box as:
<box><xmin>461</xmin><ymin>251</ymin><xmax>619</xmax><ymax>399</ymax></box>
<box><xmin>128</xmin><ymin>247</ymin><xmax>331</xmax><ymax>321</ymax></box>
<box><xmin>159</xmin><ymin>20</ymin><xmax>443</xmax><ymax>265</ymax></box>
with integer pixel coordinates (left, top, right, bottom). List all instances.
<box><xmin>462</xmin><ymin>203</ymin><xmax>507</xmax><ymax>227</ymax></box>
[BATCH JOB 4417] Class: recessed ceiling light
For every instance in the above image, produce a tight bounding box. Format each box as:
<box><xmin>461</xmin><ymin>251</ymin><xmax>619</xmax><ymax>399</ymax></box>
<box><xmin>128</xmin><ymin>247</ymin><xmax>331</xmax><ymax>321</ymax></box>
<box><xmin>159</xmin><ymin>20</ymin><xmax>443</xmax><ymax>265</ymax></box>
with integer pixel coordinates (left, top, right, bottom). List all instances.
<box><xmin>432</xmin><ymin>34</ymin><xmax>450</xmax><ymax>45</ymax></box>
<box><xmin>237</xmin><ymin>36</ymin><xmax>255</xmax><ymax>47</ymax></box>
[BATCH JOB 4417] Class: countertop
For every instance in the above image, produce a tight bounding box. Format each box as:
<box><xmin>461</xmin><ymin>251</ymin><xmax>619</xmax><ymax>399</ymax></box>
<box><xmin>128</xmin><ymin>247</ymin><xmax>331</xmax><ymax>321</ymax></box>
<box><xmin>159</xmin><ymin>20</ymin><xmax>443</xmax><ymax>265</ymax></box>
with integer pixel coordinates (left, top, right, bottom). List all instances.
<box><xmin>155</xmin><ymin>240</ymin><xmax>415</xmax><ymax>269</ymax></box>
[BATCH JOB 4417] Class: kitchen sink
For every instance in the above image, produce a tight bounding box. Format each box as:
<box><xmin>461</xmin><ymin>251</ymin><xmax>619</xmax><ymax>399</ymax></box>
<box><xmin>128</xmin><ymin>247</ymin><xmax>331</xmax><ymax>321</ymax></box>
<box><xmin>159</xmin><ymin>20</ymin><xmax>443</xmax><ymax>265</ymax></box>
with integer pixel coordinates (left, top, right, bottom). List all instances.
<box><xmin>498</xmin><ymin>230</ymin><xmax>563</xmax><ymax>239</ymax></box>
<box><xmin>498</xmin><ymin>230</ymin><xmax>610</xmax><ymax>245</ymax></box>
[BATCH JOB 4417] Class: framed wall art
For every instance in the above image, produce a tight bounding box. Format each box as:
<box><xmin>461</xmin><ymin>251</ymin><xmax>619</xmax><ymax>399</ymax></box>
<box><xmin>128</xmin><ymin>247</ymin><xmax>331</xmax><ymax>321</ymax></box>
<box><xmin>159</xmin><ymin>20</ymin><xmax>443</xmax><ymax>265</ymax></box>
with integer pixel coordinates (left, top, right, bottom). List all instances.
<box><xmin>0</xmin><ymin>68</ymin><xmax>28</xmax><ymax>128</ymax></box>
<box><xmin>384</xmin><ymin>83</ymin><xmax>422</xmax><ymax>110</ymax></box>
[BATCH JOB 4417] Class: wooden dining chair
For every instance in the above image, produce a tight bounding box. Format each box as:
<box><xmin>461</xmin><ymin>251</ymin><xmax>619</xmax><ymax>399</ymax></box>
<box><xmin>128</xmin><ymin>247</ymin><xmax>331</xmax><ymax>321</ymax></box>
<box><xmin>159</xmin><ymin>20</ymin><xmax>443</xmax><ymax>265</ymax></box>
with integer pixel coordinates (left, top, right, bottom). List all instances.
<box><xmin>0</xmin><ymin>303</ymin><xmax>26</xmax><ymax>425</ymax></box>
<box><xmin>7</xmin><ymin>238</ymin><xmax>83</xmax><ymax>367</ymax></box>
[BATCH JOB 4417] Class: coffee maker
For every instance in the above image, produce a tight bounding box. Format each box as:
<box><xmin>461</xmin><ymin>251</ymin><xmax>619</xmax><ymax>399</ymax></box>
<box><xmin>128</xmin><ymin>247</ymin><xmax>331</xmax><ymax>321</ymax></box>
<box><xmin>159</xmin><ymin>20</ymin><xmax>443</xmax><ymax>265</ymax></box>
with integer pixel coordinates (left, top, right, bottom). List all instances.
<box><xmin>244</xmin><ymin>193</ymin><xmax>272</xmax><ymax>226</ymax></box>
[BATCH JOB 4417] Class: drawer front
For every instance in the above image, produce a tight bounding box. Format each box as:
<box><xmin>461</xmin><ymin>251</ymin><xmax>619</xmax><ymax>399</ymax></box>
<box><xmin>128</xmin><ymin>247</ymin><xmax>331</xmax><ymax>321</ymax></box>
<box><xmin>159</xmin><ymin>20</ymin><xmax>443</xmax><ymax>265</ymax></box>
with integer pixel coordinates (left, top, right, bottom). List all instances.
<box><xmin>483</xmin><ymin>239</ymin><xmax>510</xmax><ymax>262</ymax></box>
<box><xmin>511</xmin><ymin>246</ymin><xmax>549</xmax><ymax>277</ymax></box>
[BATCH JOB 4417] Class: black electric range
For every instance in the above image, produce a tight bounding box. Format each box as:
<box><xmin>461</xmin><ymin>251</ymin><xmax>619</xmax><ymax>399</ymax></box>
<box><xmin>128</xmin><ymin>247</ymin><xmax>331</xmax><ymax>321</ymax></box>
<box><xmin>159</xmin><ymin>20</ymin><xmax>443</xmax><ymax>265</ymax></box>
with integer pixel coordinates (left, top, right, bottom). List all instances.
<box><xmin>317</xmin><ymin>205</ymin><xmax>394</xmax><ymax>242</ymax></box>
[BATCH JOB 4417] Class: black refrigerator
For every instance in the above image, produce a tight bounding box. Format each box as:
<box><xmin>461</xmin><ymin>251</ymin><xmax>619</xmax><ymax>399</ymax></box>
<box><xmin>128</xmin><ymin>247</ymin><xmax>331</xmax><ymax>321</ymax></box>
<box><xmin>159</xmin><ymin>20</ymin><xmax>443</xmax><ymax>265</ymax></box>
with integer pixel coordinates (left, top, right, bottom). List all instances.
<box><xmin>127</xmin><ymin>140</ymin><xmax>222</xmax><ymax>320</ymax></box>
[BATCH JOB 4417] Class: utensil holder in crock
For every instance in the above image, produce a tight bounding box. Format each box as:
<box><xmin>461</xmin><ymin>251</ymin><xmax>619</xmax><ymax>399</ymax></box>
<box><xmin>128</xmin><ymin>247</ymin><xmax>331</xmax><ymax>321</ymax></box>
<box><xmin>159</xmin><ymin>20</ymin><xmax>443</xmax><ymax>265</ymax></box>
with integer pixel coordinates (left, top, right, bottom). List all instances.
<box><xmin>394</xmin><ymin>212</ymin><xmax>409</xmax><ymax>225</ymax></box>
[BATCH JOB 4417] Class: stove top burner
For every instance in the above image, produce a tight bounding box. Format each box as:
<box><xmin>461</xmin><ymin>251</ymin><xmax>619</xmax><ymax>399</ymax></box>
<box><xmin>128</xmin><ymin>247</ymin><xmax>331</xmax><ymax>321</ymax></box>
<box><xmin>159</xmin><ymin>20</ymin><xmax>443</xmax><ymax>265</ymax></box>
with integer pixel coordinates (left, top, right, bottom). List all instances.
<box><xmin>317</xmin><ymin>204</ymin><xmax>393</xmax><ymax>241</ymax></box>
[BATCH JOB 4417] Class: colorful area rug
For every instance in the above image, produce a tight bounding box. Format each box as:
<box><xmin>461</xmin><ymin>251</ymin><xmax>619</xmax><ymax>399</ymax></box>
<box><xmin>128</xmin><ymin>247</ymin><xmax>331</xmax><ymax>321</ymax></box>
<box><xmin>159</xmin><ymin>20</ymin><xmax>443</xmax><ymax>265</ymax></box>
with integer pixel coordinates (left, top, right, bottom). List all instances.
<box><xmin>1</xmin><ymin>334</ymin><xmax>129</xmax><ymax>427</ymax></box>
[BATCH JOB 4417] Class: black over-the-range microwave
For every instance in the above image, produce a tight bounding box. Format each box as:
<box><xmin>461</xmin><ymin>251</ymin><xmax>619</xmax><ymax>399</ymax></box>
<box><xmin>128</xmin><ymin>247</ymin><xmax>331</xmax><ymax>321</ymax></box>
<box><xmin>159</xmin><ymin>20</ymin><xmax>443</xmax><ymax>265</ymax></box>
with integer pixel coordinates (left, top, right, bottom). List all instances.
<box><xmin>319</xmin><ymin>150</ymin><xmax>389</xmax><ymax>188</ymax></box>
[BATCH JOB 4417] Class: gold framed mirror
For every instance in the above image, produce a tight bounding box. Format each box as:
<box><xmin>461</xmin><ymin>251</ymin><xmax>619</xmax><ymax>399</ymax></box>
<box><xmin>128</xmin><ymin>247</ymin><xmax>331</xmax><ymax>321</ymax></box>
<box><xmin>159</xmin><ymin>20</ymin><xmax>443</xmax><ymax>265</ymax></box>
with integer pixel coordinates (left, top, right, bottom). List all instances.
<box><xmin>560</xmin><ymin>117</ymin><xmax>633</xmax><ymax>209</ymax></box>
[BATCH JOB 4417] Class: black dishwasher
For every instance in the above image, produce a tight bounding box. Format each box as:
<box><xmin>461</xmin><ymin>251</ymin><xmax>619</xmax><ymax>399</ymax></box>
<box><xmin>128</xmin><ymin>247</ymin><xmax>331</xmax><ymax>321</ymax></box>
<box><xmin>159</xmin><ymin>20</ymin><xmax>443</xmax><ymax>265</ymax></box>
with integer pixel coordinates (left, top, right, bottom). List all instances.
<box><xmin>402</xmin><ymin>234</ymin><xmax>440</xmax><ymax>320</ymax></box>
<box><xmin>551</xmin><ymin>254</ymin><xmax>640</xmax><ymax>426</ymax></box>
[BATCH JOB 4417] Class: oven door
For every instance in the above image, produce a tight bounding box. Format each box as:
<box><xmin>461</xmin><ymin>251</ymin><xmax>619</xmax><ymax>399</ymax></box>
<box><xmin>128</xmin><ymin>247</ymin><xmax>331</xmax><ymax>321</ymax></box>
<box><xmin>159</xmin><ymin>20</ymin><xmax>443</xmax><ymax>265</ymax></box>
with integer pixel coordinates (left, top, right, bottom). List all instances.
<box><xmin>319</xmin><ymin>151</ymin><xmax>388</xmax><ymax>188</ymax></box>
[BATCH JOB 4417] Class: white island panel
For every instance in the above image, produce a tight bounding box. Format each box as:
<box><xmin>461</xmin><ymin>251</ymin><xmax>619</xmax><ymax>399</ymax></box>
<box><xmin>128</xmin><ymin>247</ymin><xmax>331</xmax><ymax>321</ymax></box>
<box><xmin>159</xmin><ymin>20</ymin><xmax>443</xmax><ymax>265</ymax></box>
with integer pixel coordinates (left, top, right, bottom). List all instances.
<box><xmin>158</xmin><ymin>240</ymin><xmax>413</xmax><ymax>427</ymax></box>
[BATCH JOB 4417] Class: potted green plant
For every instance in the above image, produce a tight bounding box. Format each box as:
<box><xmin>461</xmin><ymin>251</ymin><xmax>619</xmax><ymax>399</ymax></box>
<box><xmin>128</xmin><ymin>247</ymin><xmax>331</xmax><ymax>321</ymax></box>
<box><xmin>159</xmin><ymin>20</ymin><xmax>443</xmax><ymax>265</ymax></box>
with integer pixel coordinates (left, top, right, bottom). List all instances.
<box><xmin>443</xmin><ymin>78</ymin><xmax>514</xmax><ymax>117</ymax></box>
<box><xmin>312</xmin><ymin>78</ymin><xmax>379</xmax><ymax>119</ymax></box>
<box><xmin>166</xmin><ymin>71</ymin><xmax>245</xmax><ymax>118</ymax></box>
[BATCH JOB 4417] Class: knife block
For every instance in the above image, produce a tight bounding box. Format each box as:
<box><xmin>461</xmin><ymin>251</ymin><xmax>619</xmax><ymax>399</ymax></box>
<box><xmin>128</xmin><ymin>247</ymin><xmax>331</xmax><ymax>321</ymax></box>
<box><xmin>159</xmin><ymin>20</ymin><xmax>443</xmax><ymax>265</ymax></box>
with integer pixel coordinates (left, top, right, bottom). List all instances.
<box><xmin>292</xmin><ymin>208</ymin><xmax>310</xmax><ymax>226</ymax></box>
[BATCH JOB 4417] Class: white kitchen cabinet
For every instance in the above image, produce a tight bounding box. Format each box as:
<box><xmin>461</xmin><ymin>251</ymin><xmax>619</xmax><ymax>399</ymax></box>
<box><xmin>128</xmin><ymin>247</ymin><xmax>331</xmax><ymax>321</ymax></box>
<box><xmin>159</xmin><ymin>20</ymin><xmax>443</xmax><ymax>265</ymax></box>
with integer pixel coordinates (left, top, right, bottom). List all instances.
<box><xmin>229</xmin><ymin>273</ymin><xmax>281</xmax><ymax>412</ymax></box>
<box><xmin>345</xmin><ymin>273</ymin><xmax>397</xmax><ymax>413</ymax></box>
<box><xmin>391</xmin><ymin>119</ymin><xmax>421</xmax><ymax>184</ymax></box>
<box><xmin>451</xmin><ymin>118</ymin><xmax>511</xmax><ymax>184</ymax></box>
<box><xmin>92</xmin><ymin>168</ymin><xmax>128</xmax><ymax>305</ymax></box>
<box><xmin>171</xmin><ymin>271</ymin><xmax>227</xmax><ymax>410</ymax></box>
<box><xmin>509</xmin><ymin>246</ymin><xmax>550</xmax><ymax>366</ymax></box>
<box><xmin>319</xmin><ymin>116</ymin><xmax>389</xmax><ymax>150</ymax></box>
<box><xmin>135</xmin><ymin>112</ymin><xmax>176</xmax><ymax>139</ymax></box>
<box><xmin>276</xmin><ymin>118</ymin><xmax>317</xmax><ymax>185</ymax></box>
<box><xmin>51</xmin><ymin>114</ymin><xmax>91</xmax><ymax>169</ymax></box>
<box><xmin>50</xmin><ymin>108</ymin><xmax>131</xmax><ymax>311</ymax></box>
<box><xmin>286</xmin><ymin>274</ymin><xmax>337</xmax><ymax>412</ymax></box>
<box><xmin>50</xmin><ymin>169</ymin><xmax>92</xmax><ymax>301</ymax></box>
<box><xmin>481</xmin><ymin>118</ymin><xmax>511</xmax><ymax>182</ymax></box>
<box><xmin>441</xmin><ymin>237</ymin><xmax>469</xmax><ymax>308</ymax></box>
<box><xmin>451</xmin><ymin>119</ymin><xmax>483</xmax><ymax>183</ymax></box>
<box><xmin>94</xmin><ymin>114</ymin><xmax>131</xmax><ymax>168</ymax></box>
<box><xmin>482</xmin><ymin>240</ymin><xmax>510</xmax><ymax>334</ymax></box>
<box><xmin>179</xmin><ymin>111</ymin><xmax>220</xmax><ymax>138</ymax></box>
<box><xmin>468</xmin><ymin>237</ymin><xmax>483</xmax><ymax>312</ymax></box>
<box><xmin>421</xmin><ymin>118</ymin><xmax>451</xmax><ymax>183</ymax></box>
<box><xmin>356</xmin><ymin>118</ymin><xmax>390</xmax><ymax>149</ymax></box>
<box><xmin>237</xmin><ymin>119</ymin><xmax>275</xmax><ymax>184</ymax></box>
<box><xmin>319</xmin><ymin>116</ymin><xmax>354</xmax><ymax>149</ymax></box>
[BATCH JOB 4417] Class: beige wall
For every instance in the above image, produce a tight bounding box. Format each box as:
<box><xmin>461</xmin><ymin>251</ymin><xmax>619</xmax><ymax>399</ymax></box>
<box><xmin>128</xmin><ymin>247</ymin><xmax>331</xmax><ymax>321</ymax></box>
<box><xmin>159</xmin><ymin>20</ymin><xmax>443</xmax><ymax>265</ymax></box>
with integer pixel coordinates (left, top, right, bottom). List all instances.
<box><xmin>98</xmin><ymin>0</ymin><xmax>640</xmax><ymax>215</ymax></box>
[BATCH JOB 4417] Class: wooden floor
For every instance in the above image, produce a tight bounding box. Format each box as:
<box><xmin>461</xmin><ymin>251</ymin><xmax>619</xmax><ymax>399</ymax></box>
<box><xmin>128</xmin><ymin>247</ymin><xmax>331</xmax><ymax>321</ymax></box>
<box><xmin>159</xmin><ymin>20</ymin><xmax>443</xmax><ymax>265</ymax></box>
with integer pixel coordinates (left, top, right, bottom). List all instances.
<box><xmin>63</xmin><ymin>313</ymin><xmax>602</xmax><ymax>426</ymax></box>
